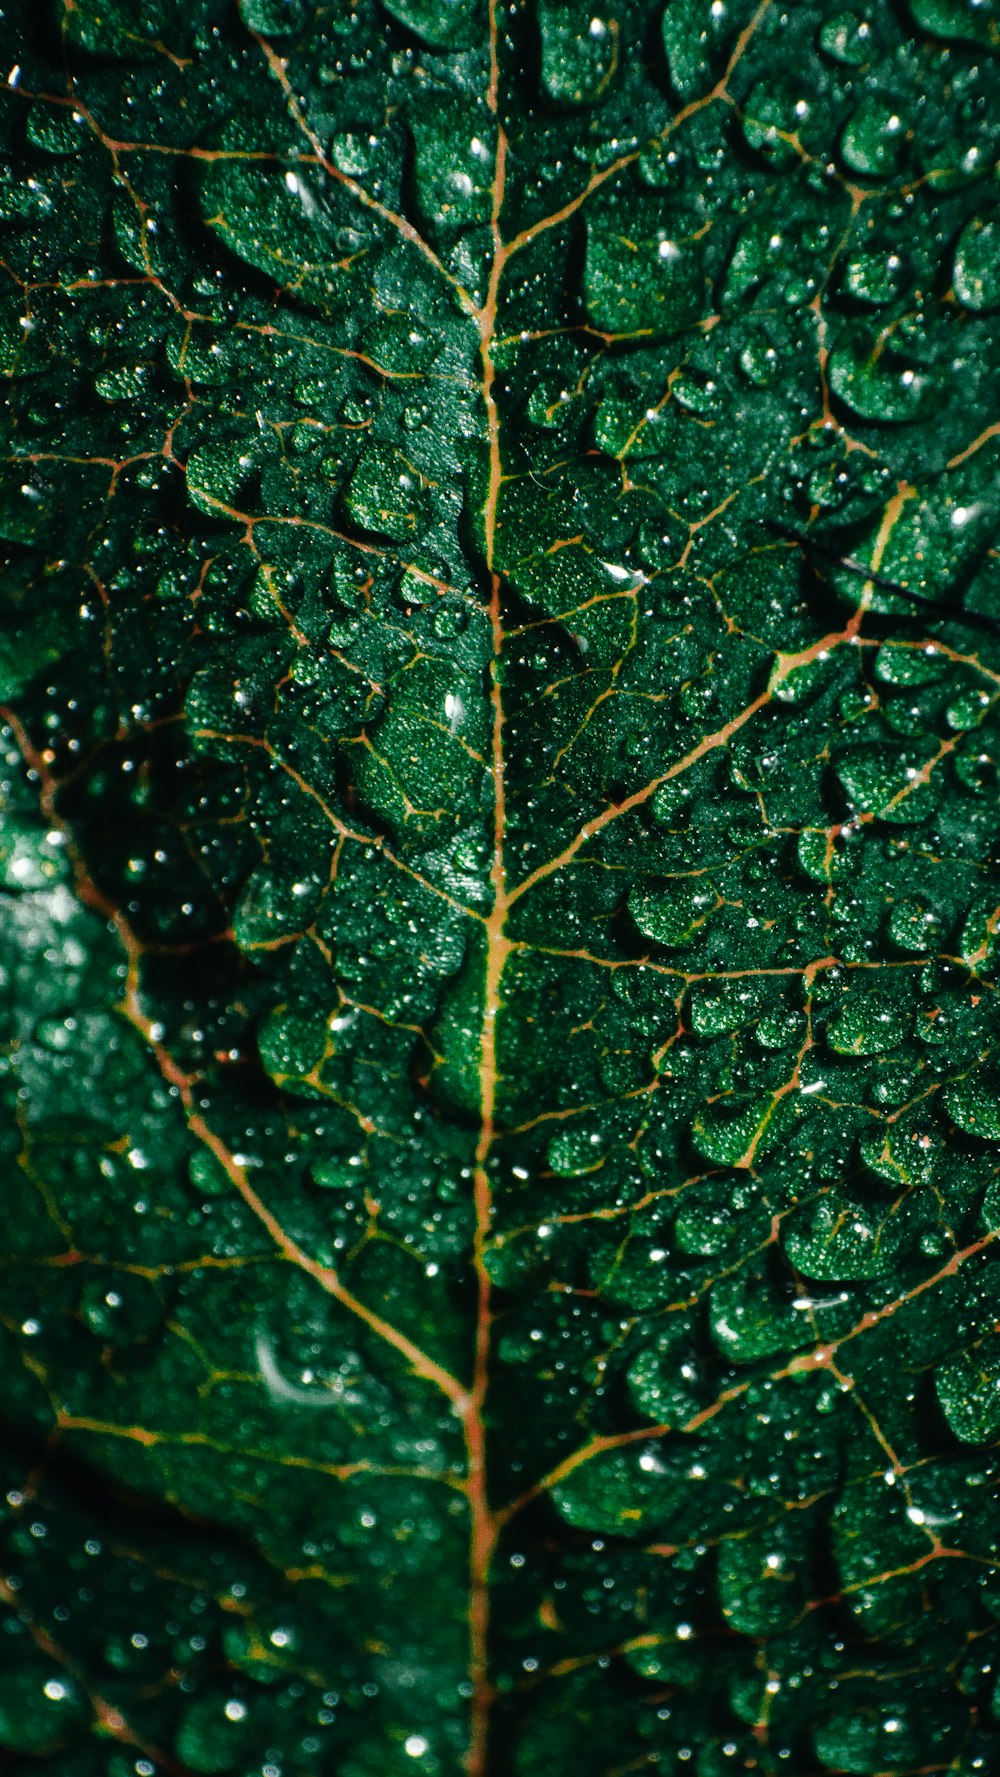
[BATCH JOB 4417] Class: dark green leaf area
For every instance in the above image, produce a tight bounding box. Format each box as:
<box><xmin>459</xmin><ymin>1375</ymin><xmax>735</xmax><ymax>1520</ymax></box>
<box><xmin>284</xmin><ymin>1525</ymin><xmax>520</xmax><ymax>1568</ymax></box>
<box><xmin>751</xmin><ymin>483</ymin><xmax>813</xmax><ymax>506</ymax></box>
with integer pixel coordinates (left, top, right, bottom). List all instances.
<box><xmin>4</xmin><ymin>0</ymin><xmax>1000</xmax><ymax>1772</ymax></box>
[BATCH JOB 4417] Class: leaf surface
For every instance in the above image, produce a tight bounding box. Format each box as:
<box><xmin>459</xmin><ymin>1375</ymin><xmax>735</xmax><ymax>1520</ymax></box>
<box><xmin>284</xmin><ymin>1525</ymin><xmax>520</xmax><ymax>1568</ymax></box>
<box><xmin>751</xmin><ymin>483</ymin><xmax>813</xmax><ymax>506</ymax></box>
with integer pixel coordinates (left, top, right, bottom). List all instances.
<box><xmin>3</xmin><ymin>2</ymin><xmax>1000</xmax><ymax>1773</ymax></box>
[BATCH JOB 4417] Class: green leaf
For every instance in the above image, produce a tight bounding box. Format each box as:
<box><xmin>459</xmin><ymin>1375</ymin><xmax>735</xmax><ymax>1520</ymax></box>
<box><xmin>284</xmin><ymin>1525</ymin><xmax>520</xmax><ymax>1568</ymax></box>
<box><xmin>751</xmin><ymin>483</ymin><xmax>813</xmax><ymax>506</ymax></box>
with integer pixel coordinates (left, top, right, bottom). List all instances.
<box><xmin>3</xmin><ymin>2</ymin><xmax>1000</xmax><ymax>1773</ymax></box>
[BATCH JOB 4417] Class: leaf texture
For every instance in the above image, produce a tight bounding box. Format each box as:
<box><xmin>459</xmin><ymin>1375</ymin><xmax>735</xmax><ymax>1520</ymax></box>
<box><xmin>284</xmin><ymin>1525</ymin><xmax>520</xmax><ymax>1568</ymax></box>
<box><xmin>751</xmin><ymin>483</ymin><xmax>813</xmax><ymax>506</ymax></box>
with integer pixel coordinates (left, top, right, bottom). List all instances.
<box><xmin>2</xmin><ymin>2</ymin><xmax>1000</xmax><ymax>1773</ymax></box>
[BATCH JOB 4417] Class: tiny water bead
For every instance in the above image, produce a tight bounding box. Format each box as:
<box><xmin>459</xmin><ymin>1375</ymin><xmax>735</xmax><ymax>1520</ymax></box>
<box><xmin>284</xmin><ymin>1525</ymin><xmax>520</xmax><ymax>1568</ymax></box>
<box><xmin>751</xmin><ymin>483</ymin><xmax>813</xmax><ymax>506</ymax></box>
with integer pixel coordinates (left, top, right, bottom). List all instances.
<box><xmin>538</xmin><ymin>0</ymin><xmax>619</xmax><ymax>105</ymax></box>
<box><xmin>954</xmin><ymin>217</ymin><xmax>1000</xmax><ymax>311</ymax></box>
<box><xmin>840</xmin><ymin>95</ymin><xmax>910</xmax><ymax>176</ymax></box>
<box><xmin>819</xmin><ymin>11</ymin><xmax>874</xmax><ymax>64</ymax></box>
<box><xmin>0</xmin><ymin>1664</ymin><xmax>89</xmax><ymax>1756</ymax></box>
<box><xmin>175</xmin><ymin>1694</ymin><xmax>256</xmax><ymax>1774</ymax></box>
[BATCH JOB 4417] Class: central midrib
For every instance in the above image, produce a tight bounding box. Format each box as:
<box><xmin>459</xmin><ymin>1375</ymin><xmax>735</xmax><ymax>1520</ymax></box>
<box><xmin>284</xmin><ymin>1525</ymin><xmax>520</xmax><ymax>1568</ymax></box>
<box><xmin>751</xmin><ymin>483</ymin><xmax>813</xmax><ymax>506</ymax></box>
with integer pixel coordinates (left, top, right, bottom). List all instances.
<box><xmin>464</xmin><ymin>4</ymin><xmax>511</xmax><ymax>1769</ymax></box>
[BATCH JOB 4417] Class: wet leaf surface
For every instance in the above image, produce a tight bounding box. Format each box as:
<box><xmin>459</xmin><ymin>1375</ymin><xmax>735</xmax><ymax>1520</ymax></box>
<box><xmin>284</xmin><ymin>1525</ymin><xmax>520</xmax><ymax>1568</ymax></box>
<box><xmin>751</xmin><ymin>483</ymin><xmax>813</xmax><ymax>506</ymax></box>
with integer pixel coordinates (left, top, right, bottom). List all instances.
<box><xmin>2</xmin><ymin>1</ymin><xmax>1000</xmax><ymax>1773</ymax></box>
